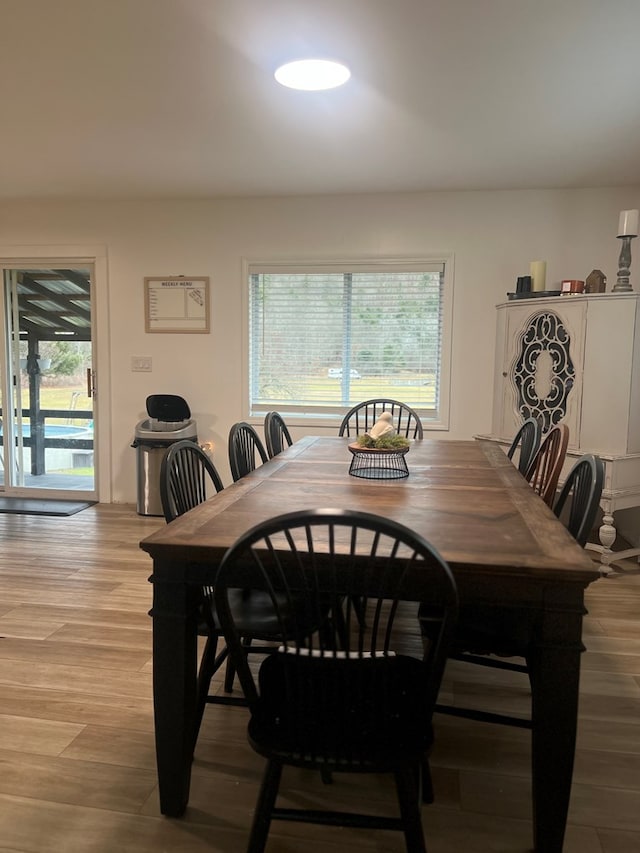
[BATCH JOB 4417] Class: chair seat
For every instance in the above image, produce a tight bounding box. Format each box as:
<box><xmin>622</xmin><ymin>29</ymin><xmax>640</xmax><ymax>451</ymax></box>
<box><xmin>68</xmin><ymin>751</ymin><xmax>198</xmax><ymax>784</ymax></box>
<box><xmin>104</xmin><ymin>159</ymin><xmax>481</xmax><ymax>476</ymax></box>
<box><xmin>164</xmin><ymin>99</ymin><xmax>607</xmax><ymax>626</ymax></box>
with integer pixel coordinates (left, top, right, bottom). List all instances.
<box><xmin>206</xmin><ymin>587</ymin><xmax>321</xmax><ymax>637</ymax></box>
<box><xmin>450</xmin><ymin>605</ymin><xmax>536</xmax><ymax>658</ymax></box>
<box><xmin>248</xmin><ymin>652</ymin><xmax>433</xmax><ymax>770</ymax></box>
<box><xmin>216</xmin><ymin>589</ymin><xmax>283</xmax><ymax>637</ymax></box>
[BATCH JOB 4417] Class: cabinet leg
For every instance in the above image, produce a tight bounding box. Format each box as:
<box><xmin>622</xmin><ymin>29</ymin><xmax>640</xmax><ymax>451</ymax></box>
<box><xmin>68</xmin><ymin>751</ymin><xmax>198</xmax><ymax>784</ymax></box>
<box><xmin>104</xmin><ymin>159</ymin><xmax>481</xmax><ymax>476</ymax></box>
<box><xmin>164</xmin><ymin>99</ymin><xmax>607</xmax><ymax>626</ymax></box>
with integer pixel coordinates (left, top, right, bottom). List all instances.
<box><xmin>591</xmin><ymin>513</ymin><xmax>640</xmax><ymax>574</ymax></box>
<box><xmin>598</xmin><ymin>513</ymin><xmax>617</xmax><ymax>576</ymax></box>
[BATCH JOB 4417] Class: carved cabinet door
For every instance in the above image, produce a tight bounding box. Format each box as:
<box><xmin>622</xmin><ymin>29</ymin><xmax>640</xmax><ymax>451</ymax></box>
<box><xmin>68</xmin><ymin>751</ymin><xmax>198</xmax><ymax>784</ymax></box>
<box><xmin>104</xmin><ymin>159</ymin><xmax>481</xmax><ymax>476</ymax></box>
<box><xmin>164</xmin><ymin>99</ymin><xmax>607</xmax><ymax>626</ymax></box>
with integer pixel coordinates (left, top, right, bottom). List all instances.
<box><xmin>497</xmin><ymin>300</ymin><xmax>587</xmax><ymax>445</ymax></box>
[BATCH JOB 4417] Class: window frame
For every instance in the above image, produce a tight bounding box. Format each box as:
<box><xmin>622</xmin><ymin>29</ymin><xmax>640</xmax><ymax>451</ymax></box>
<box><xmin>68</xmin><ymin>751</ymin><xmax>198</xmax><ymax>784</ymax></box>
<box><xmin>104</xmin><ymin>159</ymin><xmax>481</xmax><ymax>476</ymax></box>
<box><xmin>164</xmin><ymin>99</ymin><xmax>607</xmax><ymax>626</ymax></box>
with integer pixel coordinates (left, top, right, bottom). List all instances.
<box><xmin>241</xmin><ymin>255</ymin><xmax>454</xmax><ymax>432</ymax></box>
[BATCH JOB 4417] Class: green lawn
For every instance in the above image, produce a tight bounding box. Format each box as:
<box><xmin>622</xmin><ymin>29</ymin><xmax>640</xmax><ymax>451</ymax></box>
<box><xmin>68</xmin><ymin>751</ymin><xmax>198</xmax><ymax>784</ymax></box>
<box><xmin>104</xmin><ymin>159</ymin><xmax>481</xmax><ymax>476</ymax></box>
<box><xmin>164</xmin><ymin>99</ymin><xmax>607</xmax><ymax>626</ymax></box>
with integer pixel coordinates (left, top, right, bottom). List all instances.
<box><xmin>11</xmin><ymin>385</ymin><xmax>92</xmax><ymax>426</ymax></box>
<box><xmin>259</xmin><ymin>374</ymin><xmax>436</xmax><ymax>407</ymax></box>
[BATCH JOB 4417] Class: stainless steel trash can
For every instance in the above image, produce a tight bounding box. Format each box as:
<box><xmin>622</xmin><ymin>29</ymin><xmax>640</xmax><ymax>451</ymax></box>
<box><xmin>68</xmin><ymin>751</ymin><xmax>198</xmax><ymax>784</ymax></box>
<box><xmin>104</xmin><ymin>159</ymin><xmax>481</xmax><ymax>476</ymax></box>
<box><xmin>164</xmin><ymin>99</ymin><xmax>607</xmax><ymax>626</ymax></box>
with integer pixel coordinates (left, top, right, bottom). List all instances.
<box><xmin>132</xmin><ymin>395</ymin><xmax>197</xmax><ymax>516</ymax></box>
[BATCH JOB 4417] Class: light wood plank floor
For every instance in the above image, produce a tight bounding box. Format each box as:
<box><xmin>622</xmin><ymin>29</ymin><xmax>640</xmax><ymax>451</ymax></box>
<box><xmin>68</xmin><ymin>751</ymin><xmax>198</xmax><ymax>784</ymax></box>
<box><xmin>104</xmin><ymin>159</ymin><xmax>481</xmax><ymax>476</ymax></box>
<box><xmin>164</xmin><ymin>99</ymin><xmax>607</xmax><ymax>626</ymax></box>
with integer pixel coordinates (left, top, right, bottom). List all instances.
<box><xmin>0</xmin><ymin>503</ymin><xmax>638</xmax><ymax>852</ymax></box>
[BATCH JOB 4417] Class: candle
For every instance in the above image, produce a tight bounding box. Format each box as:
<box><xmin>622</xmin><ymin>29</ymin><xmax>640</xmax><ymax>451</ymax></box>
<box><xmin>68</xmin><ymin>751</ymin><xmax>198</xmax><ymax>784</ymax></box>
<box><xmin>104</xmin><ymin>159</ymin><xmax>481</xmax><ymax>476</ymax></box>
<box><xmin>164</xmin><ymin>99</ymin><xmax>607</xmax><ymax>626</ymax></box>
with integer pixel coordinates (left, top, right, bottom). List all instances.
<box><xmin>530</xmin><ymin>260</ymin><xmax>547</xmax><ymax>292</ymax></box>
<box><xmin>618</xmin><ymin>209</ymin><xmax>639</xmax><ymax>237</ymax></box>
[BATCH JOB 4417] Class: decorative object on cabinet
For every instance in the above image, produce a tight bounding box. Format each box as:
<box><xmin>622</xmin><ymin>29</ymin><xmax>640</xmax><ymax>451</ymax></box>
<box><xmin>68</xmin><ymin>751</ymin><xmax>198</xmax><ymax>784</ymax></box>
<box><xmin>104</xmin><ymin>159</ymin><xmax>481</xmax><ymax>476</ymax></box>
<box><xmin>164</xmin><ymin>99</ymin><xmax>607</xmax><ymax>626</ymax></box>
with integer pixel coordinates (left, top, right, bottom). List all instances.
<box><xmin>530</xmin><ymin>260</ymin><xmax>547</xmax><ymax>292</ymax></box>
<box><xmin>507</xmin><ymin>289</ymin><xmax>562</xmax><ymax>300</ymax></box>
<box><xmin>613</xmin><ymin>209</ymin><xmax>638</xmax><ymax>293</ymax></box>
<box><xmin>585</xmin><ymin>269</ymin><xmax>606</xmax><ymax>294</ymax></box>
<box><xmin>482</xmin><ymin>292</ymin><xmax>640</xmax><ymax>574</ymax></box>
<box><xmin>561</xmin><ymin>279</ymin><xmax>585</xmax><ymax>295</ymax></box>
<box><xmin>618</xmin><ymin>209</ymin><xmax>638</xmax><ymax>237</ymax></box>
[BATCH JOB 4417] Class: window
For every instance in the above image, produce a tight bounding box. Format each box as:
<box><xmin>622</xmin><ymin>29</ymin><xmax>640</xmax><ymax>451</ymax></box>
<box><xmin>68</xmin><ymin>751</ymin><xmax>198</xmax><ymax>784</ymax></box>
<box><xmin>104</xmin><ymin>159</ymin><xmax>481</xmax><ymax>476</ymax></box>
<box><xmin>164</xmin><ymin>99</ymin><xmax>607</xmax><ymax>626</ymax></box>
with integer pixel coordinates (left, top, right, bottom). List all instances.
<box><xmin>246</xmin><ymin>259</ymin><xmax>452</xmax><ymax>428</ymax></box>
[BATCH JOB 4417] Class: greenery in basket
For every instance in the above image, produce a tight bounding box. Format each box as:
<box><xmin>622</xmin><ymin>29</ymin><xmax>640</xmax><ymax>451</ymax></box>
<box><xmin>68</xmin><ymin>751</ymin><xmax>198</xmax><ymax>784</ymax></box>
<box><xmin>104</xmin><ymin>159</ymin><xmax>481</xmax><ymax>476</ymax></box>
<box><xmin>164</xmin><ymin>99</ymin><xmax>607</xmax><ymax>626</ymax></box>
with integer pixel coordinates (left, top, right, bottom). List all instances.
<box><xmin>356</xmin><ymin>434</ymin><xmax>410</xmax><ymax>449</ymax></box>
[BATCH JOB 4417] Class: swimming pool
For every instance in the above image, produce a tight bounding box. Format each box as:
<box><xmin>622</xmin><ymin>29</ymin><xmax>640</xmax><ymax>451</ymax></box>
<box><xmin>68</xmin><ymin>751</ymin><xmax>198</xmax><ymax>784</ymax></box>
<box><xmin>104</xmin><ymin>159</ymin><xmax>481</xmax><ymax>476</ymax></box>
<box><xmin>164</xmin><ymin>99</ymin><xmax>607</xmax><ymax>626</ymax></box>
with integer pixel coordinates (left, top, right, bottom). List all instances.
<box><xmin>0</xmin><ymin>424</ymin><xmax>92</xmax><ymax>439</ymax></box>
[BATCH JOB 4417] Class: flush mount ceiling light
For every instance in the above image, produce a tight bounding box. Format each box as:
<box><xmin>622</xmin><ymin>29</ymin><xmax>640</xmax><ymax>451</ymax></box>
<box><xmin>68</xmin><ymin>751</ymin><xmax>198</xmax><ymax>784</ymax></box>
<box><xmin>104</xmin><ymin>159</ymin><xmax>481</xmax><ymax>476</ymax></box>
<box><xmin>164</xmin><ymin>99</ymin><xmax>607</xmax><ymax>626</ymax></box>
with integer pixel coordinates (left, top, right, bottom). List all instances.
<box><xmin>274</xmin><ymin>59</ymin><xmax>351</xmax><ymax>91</ymax></box>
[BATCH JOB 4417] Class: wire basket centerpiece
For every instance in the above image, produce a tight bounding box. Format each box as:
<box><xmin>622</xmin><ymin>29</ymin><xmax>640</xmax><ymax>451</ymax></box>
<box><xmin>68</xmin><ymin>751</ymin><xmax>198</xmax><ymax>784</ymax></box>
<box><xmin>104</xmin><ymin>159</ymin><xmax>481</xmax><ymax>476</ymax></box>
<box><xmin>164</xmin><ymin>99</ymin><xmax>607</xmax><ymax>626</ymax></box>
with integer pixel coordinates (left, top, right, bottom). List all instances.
<box><xmin>348</xmin><ymin>417</ymin><xmax>411</xmax><ymax>479</ymax></box>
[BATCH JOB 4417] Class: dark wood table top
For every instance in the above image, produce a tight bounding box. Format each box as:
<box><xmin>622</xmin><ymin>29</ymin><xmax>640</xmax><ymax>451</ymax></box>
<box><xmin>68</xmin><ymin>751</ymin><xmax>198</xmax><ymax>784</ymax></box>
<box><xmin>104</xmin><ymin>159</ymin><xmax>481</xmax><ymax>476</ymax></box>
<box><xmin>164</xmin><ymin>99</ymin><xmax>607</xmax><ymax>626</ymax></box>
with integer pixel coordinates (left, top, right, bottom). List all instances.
<box><xmin>141</xmin><ymin>436</ymin><xmax>597</xmax><ymax>588</ymax></box>
<box><xmin>143</xmin><ymin>435</ymin><xmax>598</xmax><ymax>850</ymax></box>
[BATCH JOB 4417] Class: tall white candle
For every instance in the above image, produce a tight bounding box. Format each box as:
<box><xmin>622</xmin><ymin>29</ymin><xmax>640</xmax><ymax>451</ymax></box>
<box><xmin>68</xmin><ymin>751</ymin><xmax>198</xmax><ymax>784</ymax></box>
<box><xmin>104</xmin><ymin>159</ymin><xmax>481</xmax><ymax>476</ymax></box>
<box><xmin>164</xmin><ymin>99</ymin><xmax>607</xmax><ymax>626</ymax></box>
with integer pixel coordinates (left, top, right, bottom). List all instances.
<box><xmin>618</xmin><ymin>209</ymin><xmax>639</xmax><ymax>236</ymax></box>
<box><xmin>530</xmin><ymin>260</ymin><xmax>547</xmax><ymax>292</ymax></box>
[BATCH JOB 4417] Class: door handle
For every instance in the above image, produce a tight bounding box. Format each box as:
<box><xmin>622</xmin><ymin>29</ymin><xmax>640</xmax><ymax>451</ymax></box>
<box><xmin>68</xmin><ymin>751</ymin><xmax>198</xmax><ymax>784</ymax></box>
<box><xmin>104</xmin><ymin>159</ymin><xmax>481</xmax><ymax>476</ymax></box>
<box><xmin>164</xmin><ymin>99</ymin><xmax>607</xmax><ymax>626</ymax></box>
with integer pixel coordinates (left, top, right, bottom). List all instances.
<box><xmin>87</xmin><ymin>368</ymin><xmax>95</xmax><ymax>398</ymax></box>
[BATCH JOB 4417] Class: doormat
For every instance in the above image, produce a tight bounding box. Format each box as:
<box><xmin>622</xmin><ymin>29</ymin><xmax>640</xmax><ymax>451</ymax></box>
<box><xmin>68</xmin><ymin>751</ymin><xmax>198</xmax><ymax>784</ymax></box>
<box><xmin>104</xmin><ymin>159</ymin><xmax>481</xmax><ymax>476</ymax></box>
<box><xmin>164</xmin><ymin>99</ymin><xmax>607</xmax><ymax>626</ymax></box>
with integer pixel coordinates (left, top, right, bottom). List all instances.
<box><xmin>0</xmin><ymin>498</ymin><xmax>96</xmax><ymax>517</ymax></box>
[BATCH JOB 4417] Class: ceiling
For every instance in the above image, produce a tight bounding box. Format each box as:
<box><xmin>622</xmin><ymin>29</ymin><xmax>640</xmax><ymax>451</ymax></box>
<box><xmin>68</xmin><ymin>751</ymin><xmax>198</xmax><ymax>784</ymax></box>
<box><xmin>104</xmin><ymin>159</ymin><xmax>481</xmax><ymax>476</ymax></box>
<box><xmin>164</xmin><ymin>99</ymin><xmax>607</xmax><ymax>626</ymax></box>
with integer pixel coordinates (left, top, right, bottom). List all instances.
<box><xmin>2</xmin><ymin>0</ymin><xmax>640</xmax><ymax>201</ymax></box>
<box><xmin>17</xmin><ymin>270</ymin><xmax>91</xmax><ymax>342</ymax></box>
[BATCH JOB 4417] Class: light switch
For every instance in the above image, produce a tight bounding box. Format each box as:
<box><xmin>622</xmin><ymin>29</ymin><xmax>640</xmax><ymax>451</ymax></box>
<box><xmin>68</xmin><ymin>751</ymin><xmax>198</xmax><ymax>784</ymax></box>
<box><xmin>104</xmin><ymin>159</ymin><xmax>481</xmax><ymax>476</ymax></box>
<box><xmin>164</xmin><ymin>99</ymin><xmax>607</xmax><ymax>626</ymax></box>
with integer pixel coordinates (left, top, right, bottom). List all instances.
<box><xmin>131</xmin><ymin>356</ymin><xmax>152</xmax><ymax>372</ymax></box>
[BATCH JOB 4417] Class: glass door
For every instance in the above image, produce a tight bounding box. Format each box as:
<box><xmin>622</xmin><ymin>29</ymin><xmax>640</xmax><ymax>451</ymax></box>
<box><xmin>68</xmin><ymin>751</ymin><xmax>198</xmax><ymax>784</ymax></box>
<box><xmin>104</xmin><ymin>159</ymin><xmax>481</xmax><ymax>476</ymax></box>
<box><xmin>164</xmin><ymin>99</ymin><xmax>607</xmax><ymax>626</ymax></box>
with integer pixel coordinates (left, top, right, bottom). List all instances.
<box><xmin>0</xmin><ymin>265</ymin><xmax>96</xmax><ymax>499</ymax></box>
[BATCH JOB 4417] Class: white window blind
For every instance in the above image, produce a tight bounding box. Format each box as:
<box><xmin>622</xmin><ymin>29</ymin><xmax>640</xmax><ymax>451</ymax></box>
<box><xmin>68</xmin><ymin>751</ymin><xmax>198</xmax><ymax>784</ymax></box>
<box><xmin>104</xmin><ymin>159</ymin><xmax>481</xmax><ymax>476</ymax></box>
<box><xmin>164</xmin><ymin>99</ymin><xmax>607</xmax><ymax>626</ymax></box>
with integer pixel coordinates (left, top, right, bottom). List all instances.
<box><xmin>248</xmin><ymin>261</ymin><xmax>448</xmax><ymax>422</ymax></box>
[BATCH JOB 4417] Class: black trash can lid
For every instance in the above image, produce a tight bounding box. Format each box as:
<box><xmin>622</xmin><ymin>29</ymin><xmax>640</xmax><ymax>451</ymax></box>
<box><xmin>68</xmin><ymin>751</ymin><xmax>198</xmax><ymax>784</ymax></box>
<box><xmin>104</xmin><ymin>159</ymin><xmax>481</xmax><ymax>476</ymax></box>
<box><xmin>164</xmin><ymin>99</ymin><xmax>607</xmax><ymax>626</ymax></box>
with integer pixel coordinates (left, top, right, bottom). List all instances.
<box><xmin>146</xmin><ymin>394</ymin><xmax>191</xmax><ymax>422</ymax></box>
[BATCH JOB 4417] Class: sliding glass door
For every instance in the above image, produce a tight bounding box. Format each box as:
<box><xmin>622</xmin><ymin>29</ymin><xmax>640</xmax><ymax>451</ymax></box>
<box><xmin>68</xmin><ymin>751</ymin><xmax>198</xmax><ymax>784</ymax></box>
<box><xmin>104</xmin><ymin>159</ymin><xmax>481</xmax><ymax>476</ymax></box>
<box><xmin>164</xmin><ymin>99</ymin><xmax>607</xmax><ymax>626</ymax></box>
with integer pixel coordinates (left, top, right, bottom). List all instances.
<box><xmin>0</xmin><ymin>265</ymin><xmax>96</xmax><ymax>499</ymax></box>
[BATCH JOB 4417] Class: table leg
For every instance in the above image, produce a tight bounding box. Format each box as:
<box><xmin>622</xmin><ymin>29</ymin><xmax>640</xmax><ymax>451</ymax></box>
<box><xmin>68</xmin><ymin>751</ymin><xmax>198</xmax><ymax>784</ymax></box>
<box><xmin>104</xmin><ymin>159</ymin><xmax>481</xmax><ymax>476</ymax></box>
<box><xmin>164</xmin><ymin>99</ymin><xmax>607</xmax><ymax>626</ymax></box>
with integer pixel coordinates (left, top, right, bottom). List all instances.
<box><xmin>528</xmin><ymin>599</ymin><xmax>584</xmax><ymax>853</ymax></box>
<box><xmin>150</xmin><ymin>559</ymin><xmax>199</xmax><ymax>816</ymax></box>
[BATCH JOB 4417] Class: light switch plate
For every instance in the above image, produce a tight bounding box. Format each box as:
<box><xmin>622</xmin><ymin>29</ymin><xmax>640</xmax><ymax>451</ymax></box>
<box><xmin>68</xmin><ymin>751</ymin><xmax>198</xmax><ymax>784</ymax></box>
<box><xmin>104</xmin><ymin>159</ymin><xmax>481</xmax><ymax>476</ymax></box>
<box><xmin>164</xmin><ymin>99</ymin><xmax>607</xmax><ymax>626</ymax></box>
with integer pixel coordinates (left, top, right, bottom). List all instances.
<box><xmin>131</xmin><ymin>356</ymin><xmax>152</xmax><ymax>372</ymax></box>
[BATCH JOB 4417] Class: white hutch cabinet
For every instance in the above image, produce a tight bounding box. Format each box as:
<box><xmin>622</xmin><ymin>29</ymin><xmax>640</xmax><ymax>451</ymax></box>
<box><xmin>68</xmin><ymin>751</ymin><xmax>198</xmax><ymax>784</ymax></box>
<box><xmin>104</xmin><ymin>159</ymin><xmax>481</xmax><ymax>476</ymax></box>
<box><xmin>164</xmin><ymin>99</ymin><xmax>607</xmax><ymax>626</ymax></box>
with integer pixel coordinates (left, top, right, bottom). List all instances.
<box><xmin>485</xmin><ymin>292</ymin><xmax>640</xmax><ymax>571</ymax></box>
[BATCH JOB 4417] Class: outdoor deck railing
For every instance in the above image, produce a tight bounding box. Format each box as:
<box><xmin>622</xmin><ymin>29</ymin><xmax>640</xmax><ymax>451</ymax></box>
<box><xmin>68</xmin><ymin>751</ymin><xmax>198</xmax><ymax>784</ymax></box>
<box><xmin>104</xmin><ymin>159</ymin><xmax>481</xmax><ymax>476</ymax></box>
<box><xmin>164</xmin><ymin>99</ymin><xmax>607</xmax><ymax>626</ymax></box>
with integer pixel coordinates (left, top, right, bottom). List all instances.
<box><xmin>0</xmin><ymin>408</ymin><xmax>94</xmax><ymax>475</ymax></box>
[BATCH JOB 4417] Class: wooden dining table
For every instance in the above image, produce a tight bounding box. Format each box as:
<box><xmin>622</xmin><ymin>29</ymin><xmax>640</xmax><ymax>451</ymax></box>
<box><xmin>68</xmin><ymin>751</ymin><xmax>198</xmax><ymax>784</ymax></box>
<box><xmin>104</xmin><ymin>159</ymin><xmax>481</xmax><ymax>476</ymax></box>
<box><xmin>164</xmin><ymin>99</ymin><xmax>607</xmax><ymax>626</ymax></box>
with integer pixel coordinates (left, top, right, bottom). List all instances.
<box><xmin>140</xmin><ymin>435</ymin><xmax>599</xmax><ymax>852</ymax></box>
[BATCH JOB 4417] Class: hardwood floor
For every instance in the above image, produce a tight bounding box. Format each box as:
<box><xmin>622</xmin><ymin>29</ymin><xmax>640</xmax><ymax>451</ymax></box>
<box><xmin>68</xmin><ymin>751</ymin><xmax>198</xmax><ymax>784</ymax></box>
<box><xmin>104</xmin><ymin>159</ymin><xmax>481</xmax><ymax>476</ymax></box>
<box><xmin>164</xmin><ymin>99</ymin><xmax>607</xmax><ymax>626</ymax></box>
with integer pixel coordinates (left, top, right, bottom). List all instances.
<box><xmin>0</xmin><ymin>503</ymin><xmax>638</xmax><ymax>852</ymax></box>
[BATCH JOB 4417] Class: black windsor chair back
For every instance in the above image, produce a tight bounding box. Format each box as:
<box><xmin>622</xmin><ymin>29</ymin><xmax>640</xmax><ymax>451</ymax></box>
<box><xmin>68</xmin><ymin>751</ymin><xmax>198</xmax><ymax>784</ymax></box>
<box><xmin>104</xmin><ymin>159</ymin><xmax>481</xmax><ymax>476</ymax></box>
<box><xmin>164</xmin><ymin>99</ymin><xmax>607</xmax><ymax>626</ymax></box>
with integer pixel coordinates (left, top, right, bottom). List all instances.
<box><xmin>507</xmin><ymin>417</ymin><xmax>542</xmax><ymax>476</ymax></box>
<box><xmin>160</xmin><ymin>439</ymin><xmax>223</xmax><ymax>523</ymax></box>
<box><xmin>264</xmin><ymin>411</ymin><xmax>293</xmax><ymax>458</ymax></box>
<box><xmin>214</xmin><ymin>507</ymin><xmax>458</xmax><ymax>853</ymax></box>
<box><xmin>338</xmin><ymin>398</ymin><xmax>424</xmax><ymax>439</ymax></box>
<box><xmin>229</xmin><ymin>421</ymin><xmax>269</xmax><ymax>481</ymax></box>
<box><xmin>553</xmin><ymin>453</ymin><xmax>604</xmax><ymax>547</ymax></box>
<box><xmin>525</xmin><ymin>423</ymin><xmax>570</xmax><ymax>507</ymax></box>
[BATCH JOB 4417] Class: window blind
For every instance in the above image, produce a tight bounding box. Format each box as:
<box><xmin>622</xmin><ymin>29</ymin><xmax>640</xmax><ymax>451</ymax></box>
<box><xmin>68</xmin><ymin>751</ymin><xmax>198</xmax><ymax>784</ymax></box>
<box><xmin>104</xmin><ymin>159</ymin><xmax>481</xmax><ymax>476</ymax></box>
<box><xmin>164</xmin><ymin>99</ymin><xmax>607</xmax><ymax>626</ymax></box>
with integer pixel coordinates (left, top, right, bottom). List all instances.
<box><xmin>248</xmin><ymin>262</ymin><xmax>446</xmax><ymax>420</ymax></box>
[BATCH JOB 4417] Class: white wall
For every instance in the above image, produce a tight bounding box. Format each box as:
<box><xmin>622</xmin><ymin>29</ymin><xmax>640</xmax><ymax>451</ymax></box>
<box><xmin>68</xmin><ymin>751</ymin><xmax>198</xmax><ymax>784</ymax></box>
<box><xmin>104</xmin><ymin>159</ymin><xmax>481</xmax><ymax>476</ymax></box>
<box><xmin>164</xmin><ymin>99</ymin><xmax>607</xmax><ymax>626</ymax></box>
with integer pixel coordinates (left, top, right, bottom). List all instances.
<box><xmin>0</xmin><ymin>186</ymin><xmax>637</xmax><ymax>505</ymax></box>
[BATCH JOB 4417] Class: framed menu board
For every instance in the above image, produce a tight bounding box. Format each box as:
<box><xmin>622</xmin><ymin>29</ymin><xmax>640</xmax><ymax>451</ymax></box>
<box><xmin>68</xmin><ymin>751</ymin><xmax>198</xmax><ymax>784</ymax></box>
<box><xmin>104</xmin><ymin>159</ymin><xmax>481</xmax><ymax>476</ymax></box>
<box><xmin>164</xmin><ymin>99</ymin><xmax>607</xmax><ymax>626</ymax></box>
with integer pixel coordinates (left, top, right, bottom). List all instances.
<box><xmin>144</xmin><ymin>276</ymin><xmax>210</xmax><ymax>333</ymax></box>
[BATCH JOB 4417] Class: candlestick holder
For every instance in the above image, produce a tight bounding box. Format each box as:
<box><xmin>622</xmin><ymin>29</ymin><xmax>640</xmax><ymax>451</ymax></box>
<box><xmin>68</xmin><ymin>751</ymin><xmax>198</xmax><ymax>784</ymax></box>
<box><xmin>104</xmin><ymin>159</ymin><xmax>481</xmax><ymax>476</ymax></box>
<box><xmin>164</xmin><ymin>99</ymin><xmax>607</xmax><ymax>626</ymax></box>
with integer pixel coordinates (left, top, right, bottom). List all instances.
<box><xmin>613</xmin><ymin>235</ymin><xmax>636</xmax><ymax>292</ymax></box>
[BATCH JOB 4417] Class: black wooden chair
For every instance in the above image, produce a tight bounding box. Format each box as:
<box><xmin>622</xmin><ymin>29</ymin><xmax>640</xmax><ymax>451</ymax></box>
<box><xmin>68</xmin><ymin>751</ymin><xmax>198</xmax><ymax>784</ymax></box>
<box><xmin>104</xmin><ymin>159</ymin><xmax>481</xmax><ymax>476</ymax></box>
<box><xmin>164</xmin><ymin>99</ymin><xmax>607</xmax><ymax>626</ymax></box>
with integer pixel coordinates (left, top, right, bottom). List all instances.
<box><xmin>228</xmin><ymin>421</ymin><xmax>269</xmax><ymax>481</ymax></box>
<box><xmin>553</xmin><ymin>453</ymin><xmax>604</xmax><ymax>547</ymax></box>
<box><xmin>429</xmin><ymin>451</ymin><xmax>604</xmax><ymax>731</ymax></box>
<box><xmin>338</xmin><ymin>398</ymin><xmax>424</xmax><ymax>439</ymax></box>
<box><xmin>214</xmin><ymin>508</ymin><xmax>458</xmax><ymax>853</ymax></box>
<box><xmin>160</xmin><ymin>439</ymin><xmax>223</xmax><ymax>522</ymax></box>
<box><xmin>264</xmin><ymin>411</ymin><xmax>293</xmax><ymax>458</ymax></box>
<box><xmin>159</xmin><ymin>439</ymin><xmax>286</xmax><ymax>749</ymax></box>
<box><xmin>507</xmin><ymin>417</ymin><xmax>541</xmax><ymax>476</ymax></box>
